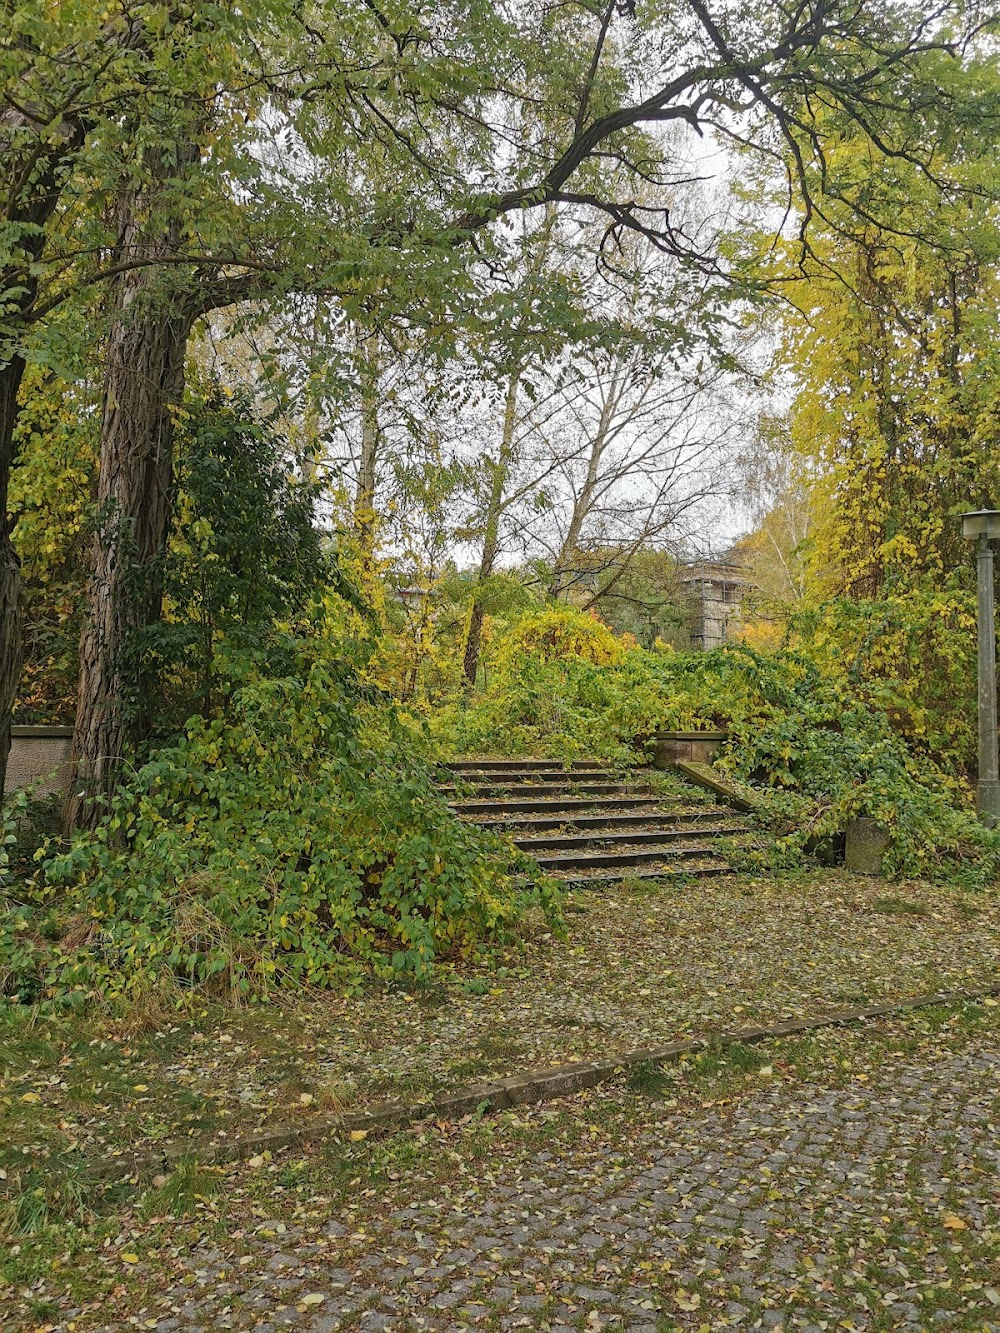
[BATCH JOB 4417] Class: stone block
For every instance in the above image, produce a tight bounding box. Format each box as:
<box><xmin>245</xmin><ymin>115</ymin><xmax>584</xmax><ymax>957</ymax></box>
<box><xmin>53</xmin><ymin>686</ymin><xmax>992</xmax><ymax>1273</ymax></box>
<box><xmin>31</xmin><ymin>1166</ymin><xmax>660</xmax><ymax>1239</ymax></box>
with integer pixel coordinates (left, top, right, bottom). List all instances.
<box><xmin>844</xmin><ymin>817</ymin><xmax>890</xmax><ymax>874</ymax></box>
<box><xmin>4</xmin><ymin>726</ymin><xmax>74</xmax><ymax>796</ymax></box>
<box><xmin>647</xmin><ymin>731</ymin><xmax>728</xmax><ymax>768</ymax></box>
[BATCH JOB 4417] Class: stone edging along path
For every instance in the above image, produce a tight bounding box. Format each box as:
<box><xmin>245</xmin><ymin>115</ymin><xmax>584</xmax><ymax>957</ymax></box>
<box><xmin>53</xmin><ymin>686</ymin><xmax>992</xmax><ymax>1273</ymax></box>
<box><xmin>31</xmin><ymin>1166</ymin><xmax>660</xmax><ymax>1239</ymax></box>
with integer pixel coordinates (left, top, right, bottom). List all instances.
<box><xmin>89</xmin><ymin>983</ymin><xmax>1000</xmax><ymax>1184</ymax></box>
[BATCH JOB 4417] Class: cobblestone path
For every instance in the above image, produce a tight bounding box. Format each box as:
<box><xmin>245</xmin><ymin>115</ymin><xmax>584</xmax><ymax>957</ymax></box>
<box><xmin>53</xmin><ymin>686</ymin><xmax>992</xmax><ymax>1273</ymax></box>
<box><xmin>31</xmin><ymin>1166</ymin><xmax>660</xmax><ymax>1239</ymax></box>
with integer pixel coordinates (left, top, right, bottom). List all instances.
<box><xmin>143</xmin><ymin>1040</ymin><xmax>1000</xmax><ymax>1333</ymax></box>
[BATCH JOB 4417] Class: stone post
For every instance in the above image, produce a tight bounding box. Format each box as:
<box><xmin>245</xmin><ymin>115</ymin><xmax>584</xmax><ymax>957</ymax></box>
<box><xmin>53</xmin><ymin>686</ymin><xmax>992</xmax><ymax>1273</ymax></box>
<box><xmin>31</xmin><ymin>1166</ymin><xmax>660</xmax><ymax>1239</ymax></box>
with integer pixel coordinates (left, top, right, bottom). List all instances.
<box><xmin>975</xmin><ymin>532</ymin><xmax>1000</xmax><ymax>824</ymax></box>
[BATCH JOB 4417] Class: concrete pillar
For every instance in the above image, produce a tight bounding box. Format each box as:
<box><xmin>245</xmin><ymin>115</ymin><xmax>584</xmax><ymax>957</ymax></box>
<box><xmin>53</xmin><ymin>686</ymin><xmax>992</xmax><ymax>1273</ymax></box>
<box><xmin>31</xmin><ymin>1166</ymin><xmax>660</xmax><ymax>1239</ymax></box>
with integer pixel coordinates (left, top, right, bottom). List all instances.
<box><xmin>976</xmin><ymin>533</ymin><xmax>1000</xmax><ymax>824</ymax></box>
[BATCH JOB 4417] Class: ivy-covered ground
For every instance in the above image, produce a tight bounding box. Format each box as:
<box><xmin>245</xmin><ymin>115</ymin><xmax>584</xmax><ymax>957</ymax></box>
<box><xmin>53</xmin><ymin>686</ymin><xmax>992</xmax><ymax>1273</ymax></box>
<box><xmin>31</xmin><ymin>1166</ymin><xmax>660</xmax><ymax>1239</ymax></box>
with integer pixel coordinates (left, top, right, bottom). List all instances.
<box><xmin>5</xmin><ymin>999</ymin><xmax>1000</xmax><ymax>1330</ymax></box>
<box><xmin>3</xmin><ymin>869</ymin><xmax>1000</xmax><ymax>1199</ymax></box>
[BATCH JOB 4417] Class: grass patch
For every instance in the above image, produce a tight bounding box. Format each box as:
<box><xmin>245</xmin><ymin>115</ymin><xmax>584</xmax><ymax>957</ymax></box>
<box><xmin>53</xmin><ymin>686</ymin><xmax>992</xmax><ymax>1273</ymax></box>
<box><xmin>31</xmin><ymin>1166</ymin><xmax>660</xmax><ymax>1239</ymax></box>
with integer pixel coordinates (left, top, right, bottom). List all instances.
<box><xmin>627</xmin><ymin>1061</ymin><xmax>676</xmax><ymax>1097</ymax></box>
<box><xmin>137</xmin><ymin>1158</ymin><xmax>224</xmax><ymax>1220</ymax></box>
<box><xmin>873</xmin><ymin>895</ymin><xmax>930</xmax><ymax>917</ymax></box>
<box><xmin>0</xmin><ymin>1158</ymin><xmax>92</xmax><ymax>1238</ymax></box>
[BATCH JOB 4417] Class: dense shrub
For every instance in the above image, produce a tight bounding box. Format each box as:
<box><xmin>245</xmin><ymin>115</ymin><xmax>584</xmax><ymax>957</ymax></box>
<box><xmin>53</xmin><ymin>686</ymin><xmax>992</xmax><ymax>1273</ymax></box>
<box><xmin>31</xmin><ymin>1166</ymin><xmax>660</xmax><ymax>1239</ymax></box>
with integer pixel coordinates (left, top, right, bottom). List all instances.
<box><xmin>2</xmin><ymin>640</ymin><xmax>558</xmax><ymax>1007</ymax></box>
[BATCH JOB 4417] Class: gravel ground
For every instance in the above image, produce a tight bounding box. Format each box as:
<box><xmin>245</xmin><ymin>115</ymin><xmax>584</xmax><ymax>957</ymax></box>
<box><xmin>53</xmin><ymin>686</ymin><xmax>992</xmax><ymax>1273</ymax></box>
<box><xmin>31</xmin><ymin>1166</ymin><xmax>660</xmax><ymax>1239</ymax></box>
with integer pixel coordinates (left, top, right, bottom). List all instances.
<box><xmin>16</xmin><ymin>1002</ymin><xmax>1000</xmax><ymax>1332</ymax></box>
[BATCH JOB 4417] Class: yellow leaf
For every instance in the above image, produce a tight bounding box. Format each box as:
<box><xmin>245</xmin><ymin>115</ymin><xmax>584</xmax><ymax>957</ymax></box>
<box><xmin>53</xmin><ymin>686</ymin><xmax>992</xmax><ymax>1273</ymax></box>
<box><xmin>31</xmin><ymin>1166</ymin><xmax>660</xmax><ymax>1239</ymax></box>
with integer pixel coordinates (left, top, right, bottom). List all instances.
<box><xmin>132</xmin><ymin>1084</ymin><xmax>149</xmax><ymax>1093</ymax></box>
<box><xmin>20</xmin><ymin>1092</ymin><xmax>41</xmax><ymax>1103</ymax></box>
<box><xmin>301</xmin><ymin>1294</ymin><xmax>324</xmax><ymax>1306</ymax></box>
<box><xmin>942</xmin><ymin>1214</ymin><xmax>967</xmax><ymax>1230</ymax></box>
<box><xmin>122</xmin><ymin>1252</ymin><xmax>139</xmax><ymax>1264</ymax></box>
<box><xmin>349</xmin><ymin>1129</ymin><xmax>368</xmax><ymax>1141</ymax></box>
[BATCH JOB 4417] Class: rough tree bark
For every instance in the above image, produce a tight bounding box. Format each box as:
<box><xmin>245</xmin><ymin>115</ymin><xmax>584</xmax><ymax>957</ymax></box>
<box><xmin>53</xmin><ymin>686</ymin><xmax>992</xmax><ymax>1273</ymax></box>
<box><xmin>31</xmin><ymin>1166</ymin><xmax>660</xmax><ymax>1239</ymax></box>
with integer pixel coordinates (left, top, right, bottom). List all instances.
<box><xmin>0</xmin><ymin>358</ymin><xmax>26</xmax><ymax>800</ymax></box>
<box><xmin>64</xmin><ymin>139</ymin><xmax>201</xmax><ymax>831</ymax></box>
<box><xmin>462</xmin><ymin>370</ymin><xmax>520</xmax><ymax>687</ymax></box>
<box><xmin>64</xmin><ymin>286</ymin><xmax>197</xmax><ymax>830</ymax></box>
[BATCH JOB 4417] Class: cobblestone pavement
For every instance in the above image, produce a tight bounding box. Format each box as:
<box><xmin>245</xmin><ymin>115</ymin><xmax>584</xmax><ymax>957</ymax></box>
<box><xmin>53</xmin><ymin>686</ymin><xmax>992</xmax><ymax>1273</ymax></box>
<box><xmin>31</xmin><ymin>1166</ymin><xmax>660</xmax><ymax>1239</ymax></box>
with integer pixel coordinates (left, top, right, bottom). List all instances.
<box><xmin>129</xmin><ymin>1036</ymin><xmax>1000</xmax><ymax>1333</ymax></box>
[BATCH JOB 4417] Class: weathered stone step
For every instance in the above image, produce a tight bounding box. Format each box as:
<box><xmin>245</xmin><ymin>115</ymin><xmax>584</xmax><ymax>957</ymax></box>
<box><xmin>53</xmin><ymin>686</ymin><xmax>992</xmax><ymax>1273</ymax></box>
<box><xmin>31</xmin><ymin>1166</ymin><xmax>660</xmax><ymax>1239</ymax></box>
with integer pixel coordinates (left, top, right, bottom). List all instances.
<box><xmin>445</xmin><ymin>768</ymin><xmax>616</xmax><ymax>785</ymax></box>
<box><xmin>533</xmin><ymin>843</ymin><xmax>732</xmax><ymax>872</ymax></box>
<box><xmin>442</xmin><ymin>780</ymin><xmax>644</xmax><ymax>800</ymax></box>
<box><xmin>447</xmin><ymin>759</ymin><xmax>602</xmax><ymax>772</ymax></box>
<box><xmin>450</xmin><ymin>795</ymin><xmax>666</xmax><ymax>817</ymax></box>
<box><xmin>513</xmin><ymin>823</ymin><xmax>748</xmax><ymax>852</ymax></box>
<box><xmin>465</xmin><ymin>809</ymin><xmax>733</xmax><ymax>832</ymax></box>
<box><xmin>552</xmin><ymin>861</ymin><xmax>730</xmax><ymax>888</ymax></box>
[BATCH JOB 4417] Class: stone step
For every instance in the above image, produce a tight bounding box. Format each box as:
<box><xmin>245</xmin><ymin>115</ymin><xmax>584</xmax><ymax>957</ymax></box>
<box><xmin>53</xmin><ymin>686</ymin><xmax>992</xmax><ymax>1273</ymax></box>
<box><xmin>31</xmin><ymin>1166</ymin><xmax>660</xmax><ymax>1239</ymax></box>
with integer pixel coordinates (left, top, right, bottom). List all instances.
<box><xmin>465</xmin><ymin>808</ymin><xmax>735</xmax><ymax>832</ymax></box>
<box><xmin>444</xmin><ymin>768</ymin><xmax>617</xmax><ymax>785</ymax></box>
<box><xmin>442</xmin><ymin>781</ymin><xmax>644</xmax><ymax>800</ymax></box>
<box><xmin>449</xmin><ymin>795</ymin><xmax>667</xmax><ymax>817</ymax></box>
<box><xmin>513</xmin><ymin>823</ymin><xmax>748</xmax><ymax>852</ymax></box>
<box><xmin>532</xmin><ymin>842</ymin><xmax>732</xmax><ymax>872</ymax></box>
<box><xmin>464</xmin><ymin>808</ymin><xmax>734</xmax><ymax>832</ymax></box>
<box><xmin>551</xmin><ymin>861</ymin><xmax>731</xmax><ymax>888</ymax></box>
<box><xmin>447</xmin><ymin>759</ymin><xmax>603</xmax><ymax>772</ymax></box>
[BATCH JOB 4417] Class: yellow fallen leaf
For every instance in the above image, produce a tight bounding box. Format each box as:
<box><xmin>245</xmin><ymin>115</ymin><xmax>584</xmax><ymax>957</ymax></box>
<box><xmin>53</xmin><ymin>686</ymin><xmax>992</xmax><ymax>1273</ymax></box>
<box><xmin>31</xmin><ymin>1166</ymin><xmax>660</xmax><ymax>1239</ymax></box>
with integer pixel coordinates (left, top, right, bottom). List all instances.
<box><xmin>122</xmin><ymin>1252</ymin><xmax>139</xmax><ymax>1264</ymax></box>
<box><xmin>20</xmin><ymin>1092</ymin><xmax>41</xmax><ymax>1104</ymax></box>
<box><xmin>248</xmin><ymin>1155</ymin><xmax>264</xmax><ymax>1168</ymax></box>
<box><xmin>983</xmin><ymin>998</ymin><xmax>999</xmax><ymax>1008</ymax></box>
<box><xmin>299</xmin><ymin>1093</ymin><xmax>314</xmax><ymax>1106</ymax></box>
<box><xmin>132</xmin><ymin>1084</ymin><xmax>149</xmax><ymax>1093</ymax></box>
<box><xmin>349</xmin><ymin>1129</ymin><xmax>368</xmax><ymax>1141</ymax></box>
<box><xmin>301</xmin><ymin>1294</ymin><xmax>325</xmax><ymax>1306</ymax></box>
<box><xmin>942</xmin><ymin>1214</ymin><xmax>967</xmax><ymax>1229</ymax></box>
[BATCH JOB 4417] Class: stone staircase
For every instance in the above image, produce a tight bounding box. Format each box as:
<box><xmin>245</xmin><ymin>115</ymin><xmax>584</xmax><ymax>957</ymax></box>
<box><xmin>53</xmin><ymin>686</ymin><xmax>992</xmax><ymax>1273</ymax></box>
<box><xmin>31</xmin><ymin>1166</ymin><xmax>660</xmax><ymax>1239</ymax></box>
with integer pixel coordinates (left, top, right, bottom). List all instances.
<box><xmin>441</xmin><ymin>758</ymin><xmax>752</xmax><ymax>888</ymax></box>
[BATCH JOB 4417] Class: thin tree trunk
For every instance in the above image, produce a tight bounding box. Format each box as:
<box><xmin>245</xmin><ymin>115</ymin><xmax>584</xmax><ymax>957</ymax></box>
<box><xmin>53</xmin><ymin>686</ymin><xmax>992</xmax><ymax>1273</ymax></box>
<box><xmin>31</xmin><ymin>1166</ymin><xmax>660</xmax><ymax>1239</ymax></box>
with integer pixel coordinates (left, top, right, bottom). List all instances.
<box><xmin>550</xmin><ymin>370</ymin><xmax>622</xmax><ymax>597</ymax></box>
<box><xmin>0</xmin><ymin>358</ymin><xmax>26</xmax><ymax>801</ymax></box>
<box><xmin>354</xmin><ymin>330</ymin><xmax>380</xmax><ymax>560</ymax></box>
<box><xmin>463</xmin><ymin>371</ymin><xmax>519</xmax><ymax>687</ymax></box>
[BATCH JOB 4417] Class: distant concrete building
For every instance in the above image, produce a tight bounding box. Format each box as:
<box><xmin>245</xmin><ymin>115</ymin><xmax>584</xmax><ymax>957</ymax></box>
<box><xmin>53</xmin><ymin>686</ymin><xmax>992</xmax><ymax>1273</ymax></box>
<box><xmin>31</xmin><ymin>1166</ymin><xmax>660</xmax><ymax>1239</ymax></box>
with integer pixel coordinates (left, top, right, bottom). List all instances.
<box><xmin>679</xmin><ymin>559</ymin><xmax>747</xmax><ymax>649</ymax></box>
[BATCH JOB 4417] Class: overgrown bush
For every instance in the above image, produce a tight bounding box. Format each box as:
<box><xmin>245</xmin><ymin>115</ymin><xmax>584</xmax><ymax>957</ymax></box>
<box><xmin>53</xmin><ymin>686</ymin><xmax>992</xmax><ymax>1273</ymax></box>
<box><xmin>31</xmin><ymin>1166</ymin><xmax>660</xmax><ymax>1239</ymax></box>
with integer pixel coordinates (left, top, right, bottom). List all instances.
<box><xmin>2</xmin><ymin>638</ymin><xmax>559</xmax><ymax>1007</ymax></box>
<box><xmin>428</xmin><ymin>613</ymin><xmax>999</xmax><ymax>883</ymax></box>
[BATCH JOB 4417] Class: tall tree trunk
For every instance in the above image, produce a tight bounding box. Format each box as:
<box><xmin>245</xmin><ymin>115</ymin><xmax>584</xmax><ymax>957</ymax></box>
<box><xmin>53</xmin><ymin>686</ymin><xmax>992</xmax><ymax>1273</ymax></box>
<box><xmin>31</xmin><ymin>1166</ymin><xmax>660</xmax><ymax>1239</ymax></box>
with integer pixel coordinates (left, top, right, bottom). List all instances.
<box><xmin>64</xmin><ymin>130</ymin><xmax>200</xmax><ymax>831</ymax></box>
<box><xmin>354</xmin><ymin>330</ymin><xmax>380</xmax><ymax>561</ymax></box>
<box><xmin>0</xmin><ymin>357</ymin><xmax>26</xmax><ymax>801</ymax></box>
<box><xmin>65</xmin><ymin>290</ymin><xmax>196</xmax><ymax>830</ymax></box>
<box><xmin>462</xmin><ymin>371</ymin><xmax>519</xmax><ymax>688</ymax></box>
<box><xmin>0</xmin><ymin>92</ymin><xmax>90</xmax><ymax>805</ymax></box>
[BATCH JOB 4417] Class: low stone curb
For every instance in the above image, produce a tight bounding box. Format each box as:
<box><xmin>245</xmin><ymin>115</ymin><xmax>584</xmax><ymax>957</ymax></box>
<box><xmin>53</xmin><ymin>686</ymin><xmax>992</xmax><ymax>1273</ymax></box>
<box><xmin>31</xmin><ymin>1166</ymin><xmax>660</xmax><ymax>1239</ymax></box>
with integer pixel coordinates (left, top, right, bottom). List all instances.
<box><xmin>86</xmin><ymin>982</ymin><xmax>1000</xmax><ymax>1184</ymax></box>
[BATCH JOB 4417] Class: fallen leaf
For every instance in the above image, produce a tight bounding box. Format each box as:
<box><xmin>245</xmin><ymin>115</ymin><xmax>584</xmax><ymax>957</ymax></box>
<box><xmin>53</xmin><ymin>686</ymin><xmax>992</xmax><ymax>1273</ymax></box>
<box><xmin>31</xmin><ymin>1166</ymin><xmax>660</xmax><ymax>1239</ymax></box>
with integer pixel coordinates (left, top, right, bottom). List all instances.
<box><xmin>20</xmin><ymin>1092</ymin><xmax>41</xmax><ymax>1104</ymax></box>
<box><xmin>122</xmin><ymin>1252</ymin><xmax>139</xmax><ymax>1264</ymax></box>
<box><xmin>350</xmin><ymin>1129</ymin><xmax>368</xmax><ymax>1141</ymax></box>
<box><xmin>942</xmin><ymin>1214</ymin><xmax>967</xmax><ymax>1230</ymax></box>
<box><xmin>301</xmin><ymin>1294</ymin><xmax>324</xmax><ymax>1306</ymax></box>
